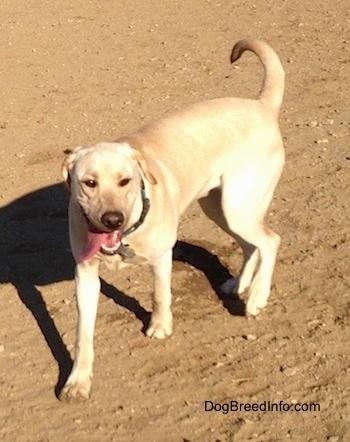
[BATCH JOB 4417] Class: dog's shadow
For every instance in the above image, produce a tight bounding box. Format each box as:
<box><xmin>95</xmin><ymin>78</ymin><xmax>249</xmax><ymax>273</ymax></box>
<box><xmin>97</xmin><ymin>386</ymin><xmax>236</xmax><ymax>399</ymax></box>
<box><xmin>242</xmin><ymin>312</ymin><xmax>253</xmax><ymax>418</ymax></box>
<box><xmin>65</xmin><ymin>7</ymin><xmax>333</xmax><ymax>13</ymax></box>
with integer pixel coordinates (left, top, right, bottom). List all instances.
<box><xmin>173</xmin><ymin>241</ymin><xmax>245</xmax><ymax>316</ymax></box>
<box><xmin>102</xmin><ymin>241</ymin><xmax>245</xmax><ymax>335</ymax></box>
<box><xmin>1</xmin><ymin>183</ymin><xmax>244</xmax><ymax>397</ymax></box>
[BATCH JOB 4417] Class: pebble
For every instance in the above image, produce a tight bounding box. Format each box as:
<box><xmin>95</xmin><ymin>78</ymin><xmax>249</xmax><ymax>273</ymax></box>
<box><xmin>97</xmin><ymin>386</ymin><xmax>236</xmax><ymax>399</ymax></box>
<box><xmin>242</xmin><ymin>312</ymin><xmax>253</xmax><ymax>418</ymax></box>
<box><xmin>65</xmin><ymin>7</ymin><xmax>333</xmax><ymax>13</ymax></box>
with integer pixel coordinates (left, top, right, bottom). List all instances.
<box><xmin>327</xmin><ymin>437</ymin><xmax>340</xmax><ymax>442</ymax></box>
<box><xmin>308</xmin><ymin>119</ymin><xmax>334</xmax><ymax>128</ymax></box>
<box><xmin>0</xmin><ymin>344</ymin><xmax>4</xmax><ymax>352</ymax></box>
<box><xmin>307</xmin><ymin>319</ymin><xmax>326</xmax><ymax>330</ymax></box>
<box><xmin>282</xmin><ymin>366</ymin><xmax>299</xmax><ymax>377</ymax></box>
<box><xmin>243</xmin><ymin>334</ymin><xmax>257</xmax><ymax>341</ymax></box>
<box><xmin>215</xmin><ymin>361</ymin><xmax>224</xmax><ymax>368</ymax></box>
<box><xmin>322</xmin><ymin>119</ymin><xmax>334</xmax><ymax>126</ymax></box>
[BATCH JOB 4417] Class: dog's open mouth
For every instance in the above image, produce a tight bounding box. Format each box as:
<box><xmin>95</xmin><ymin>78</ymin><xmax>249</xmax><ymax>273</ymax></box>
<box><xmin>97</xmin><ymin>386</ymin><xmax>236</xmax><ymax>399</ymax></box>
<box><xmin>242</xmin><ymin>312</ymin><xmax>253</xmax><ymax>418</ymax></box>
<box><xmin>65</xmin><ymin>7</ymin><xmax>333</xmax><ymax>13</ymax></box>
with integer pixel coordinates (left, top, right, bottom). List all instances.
<box><xmin>79</xmin><ymin>218</ymin><xmax>123</xmax><ymax>262</ymax></box>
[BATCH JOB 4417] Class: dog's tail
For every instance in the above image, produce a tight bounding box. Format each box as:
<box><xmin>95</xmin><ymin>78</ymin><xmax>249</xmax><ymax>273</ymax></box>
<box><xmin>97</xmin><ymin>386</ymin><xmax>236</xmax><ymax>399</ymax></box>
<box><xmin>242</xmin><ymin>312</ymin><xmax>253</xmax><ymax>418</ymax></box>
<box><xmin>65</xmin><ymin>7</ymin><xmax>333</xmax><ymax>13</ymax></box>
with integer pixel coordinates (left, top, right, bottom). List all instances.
<box><xmin>231</xmin><ymin>39</ymin><xmax>285</xmax><ymax>116</ymax></box>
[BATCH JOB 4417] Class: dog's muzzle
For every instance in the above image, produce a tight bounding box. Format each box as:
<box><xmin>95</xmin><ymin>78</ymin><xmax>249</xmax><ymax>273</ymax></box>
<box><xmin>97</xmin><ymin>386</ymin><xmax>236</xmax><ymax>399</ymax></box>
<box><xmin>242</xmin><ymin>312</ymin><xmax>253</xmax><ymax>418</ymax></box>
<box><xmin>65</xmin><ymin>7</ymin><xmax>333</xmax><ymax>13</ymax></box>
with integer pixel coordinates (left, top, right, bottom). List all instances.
<box><xmin>78</xmin><ymin>213</ymin><xmax>123</xmax><ymax>262</ymax></box>
<box><xmin>78</xmin><ymin>179</ymin><xmax>150</xmax><ymax>262</ymax></box>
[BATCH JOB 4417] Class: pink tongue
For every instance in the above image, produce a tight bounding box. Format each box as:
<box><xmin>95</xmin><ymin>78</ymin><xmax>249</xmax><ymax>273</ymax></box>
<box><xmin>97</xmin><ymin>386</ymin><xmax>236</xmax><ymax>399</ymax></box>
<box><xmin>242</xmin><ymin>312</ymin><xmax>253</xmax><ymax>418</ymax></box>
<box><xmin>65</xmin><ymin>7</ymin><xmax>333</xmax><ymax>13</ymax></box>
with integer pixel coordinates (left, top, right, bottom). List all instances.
<box><xmin>79</xmin><ymin>230</ymin><xmax>121</xmax><ymax>262</ymax></box>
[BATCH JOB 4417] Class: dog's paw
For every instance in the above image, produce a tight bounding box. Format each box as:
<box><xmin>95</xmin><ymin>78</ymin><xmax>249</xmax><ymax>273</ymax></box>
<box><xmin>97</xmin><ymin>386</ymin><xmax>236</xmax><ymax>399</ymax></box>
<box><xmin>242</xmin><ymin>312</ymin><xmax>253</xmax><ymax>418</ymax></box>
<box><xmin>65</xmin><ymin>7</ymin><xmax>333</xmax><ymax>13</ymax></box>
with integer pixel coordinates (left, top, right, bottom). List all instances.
<box><xmin>220</xmin><ymin>278</ymin><xmax>238</xmax><ymax>294</ymax></box>
<box><xmin>246</xmin><ymin>293</ymin><xmax>267</xmax><ymax>317</ymax></box>
<box><xmin>146</xmin><ymin>314</ymin><xmax>173</xmax><ymax>339</ymax></box>
<box><xmin>59</xmin><ymin>377</ymin><xmax>91</xmax><ymax>402</ymax></box>
<box><xmin>221</xmin><ymin>277</ymin><xmax>249</xmax><ymax>295</ymax></box>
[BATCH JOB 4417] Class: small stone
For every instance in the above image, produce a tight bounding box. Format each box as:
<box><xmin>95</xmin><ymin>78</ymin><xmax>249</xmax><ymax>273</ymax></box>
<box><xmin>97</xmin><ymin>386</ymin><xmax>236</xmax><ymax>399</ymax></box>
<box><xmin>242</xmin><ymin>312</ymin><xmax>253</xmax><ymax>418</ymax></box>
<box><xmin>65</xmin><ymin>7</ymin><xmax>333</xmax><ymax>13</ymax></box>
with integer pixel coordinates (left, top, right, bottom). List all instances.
<box><xmin>244</xmin><ymin>334</ymin><xmax>257</xmax><ymax>341</ymax></box>
<box><xmin>282</xmin><ymin>366</ymin><xmax>298</xmax><ymax>377</ymax></box>
<box><xmin>308</xmin><ymin>319</ymin><xmax>323</xmax><ymax>328</ymax></box>
<box><xmin>0</xmin><ymin>344</ymin><xmax>4</xmax><ymax>352</ymax></box>
<box><xmin>322</xmin><ymin>119</ymin><xmax>334</xmax><ymax>125</ymax></box>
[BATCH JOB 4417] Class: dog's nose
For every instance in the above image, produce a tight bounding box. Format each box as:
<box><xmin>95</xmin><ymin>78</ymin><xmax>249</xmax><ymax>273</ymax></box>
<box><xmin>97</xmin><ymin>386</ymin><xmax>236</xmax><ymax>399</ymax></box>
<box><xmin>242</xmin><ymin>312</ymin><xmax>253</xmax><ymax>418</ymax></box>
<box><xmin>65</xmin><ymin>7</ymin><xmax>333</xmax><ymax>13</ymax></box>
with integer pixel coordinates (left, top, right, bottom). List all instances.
<box><xmin>101</xmin><ymin>211</ymin><xmax>124</xmax><ymax>230</ymax></box>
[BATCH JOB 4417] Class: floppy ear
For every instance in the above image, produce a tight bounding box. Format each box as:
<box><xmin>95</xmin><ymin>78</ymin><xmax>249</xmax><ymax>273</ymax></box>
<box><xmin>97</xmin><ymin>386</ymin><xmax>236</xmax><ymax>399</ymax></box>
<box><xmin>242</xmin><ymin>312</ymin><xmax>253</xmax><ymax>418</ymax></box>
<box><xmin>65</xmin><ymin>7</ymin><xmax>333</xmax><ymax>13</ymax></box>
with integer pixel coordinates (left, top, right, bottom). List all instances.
<box><xmin>61</xmin><ymin>148</ymin><xmax>79</xmax><ymax>192</ymax></box>
<box><xmin>132</xmin><ymin>150</ymin><xmax>157</xmax><ymax>185</ymax></box>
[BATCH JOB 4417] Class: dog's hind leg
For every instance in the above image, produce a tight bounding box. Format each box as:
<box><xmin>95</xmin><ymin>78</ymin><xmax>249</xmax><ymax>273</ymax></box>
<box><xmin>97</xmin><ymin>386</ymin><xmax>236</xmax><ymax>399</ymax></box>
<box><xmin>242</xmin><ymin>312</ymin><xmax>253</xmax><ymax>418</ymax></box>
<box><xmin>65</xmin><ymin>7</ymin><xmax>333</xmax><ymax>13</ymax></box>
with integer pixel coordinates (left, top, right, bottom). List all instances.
<box><xmin>221</xmin><ymin>235</ymin><xmax>259</xmax><ymax>296</ymax></box>
<box><xmin>219</xmin><ymin>172</ymin><xmax>281</xmax><ymax>316</ymax></box>
<box><xmin>199</xmin><ymin>189</ymin><xmax>259</xmax><ymax>297</ymax></box>
<box><xmin>235</xmin><ymin>224</ymin><xmax>280</xmax><ymax>315</ymax></box>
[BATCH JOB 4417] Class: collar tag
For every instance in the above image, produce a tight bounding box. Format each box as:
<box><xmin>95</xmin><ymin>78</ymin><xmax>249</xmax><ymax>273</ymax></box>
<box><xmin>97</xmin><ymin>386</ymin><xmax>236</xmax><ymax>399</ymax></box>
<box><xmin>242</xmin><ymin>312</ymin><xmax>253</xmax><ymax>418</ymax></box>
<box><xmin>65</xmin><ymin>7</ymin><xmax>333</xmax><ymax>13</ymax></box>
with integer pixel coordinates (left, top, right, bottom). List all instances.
<box><xmin>117</xmin><ymin>243</ymin><xmax>136</xmax><ymax>259</ymax></box>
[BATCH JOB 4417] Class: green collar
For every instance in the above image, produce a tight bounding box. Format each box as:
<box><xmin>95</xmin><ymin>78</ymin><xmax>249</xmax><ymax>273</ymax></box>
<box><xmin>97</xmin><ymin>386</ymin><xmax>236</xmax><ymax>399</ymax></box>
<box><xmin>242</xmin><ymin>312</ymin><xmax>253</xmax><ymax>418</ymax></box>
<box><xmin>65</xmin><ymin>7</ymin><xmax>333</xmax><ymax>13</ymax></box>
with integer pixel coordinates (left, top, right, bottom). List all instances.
<box><xmin>122</xmin><ymin>180</ymin><xmax>150</xmax><ymax>238</ymax></box>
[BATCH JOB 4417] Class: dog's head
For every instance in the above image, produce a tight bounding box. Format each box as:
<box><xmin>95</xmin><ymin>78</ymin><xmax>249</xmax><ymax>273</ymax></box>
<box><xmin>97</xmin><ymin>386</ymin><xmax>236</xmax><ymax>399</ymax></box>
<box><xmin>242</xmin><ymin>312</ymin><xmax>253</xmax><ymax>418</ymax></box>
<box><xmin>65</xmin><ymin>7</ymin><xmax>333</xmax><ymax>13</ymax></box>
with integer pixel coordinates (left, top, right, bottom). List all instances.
<box><xmin>62</xmin><ymin>142</ymin><xmax>157</xmax><ymax>260</ymax></box>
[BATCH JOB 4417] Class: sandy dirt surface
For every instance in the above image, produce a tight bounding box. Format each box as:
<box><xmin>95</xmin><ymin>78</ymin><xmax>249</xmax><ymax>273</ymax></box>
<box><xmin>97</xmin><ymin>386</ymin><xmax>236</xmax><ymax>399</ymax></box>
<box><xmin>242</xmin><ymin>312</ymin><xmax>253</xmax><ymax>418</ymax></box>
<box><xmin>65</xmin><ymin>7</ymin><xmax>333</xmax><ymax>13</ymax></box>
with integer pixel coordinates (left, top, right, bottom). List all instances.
<box><xmin>1</xmin><ymin>0</ymin><xmax>350</xmax><ymax>441</ymax></box>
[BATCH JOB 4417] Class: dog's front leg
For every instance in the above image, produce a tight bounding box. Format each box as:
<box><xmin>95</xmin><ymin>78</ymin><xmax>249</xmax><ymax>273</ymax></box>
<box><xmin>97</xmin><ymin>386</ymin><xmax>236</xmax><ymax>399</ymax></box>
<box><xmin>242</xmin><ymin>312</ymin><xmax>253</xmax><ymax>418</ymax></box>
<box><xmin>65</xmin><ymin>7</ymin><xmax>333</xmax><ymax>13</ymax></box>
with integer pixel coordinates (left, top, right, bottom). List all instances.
<box><xmin>146</xmin><ymin>249</ymin><xmax>173</xmax><ymax>339</ymax></box>
<box><xmin>60</xmin><ymin>261</ymin><xmax>100</xmax><ymax>401</ymax></box>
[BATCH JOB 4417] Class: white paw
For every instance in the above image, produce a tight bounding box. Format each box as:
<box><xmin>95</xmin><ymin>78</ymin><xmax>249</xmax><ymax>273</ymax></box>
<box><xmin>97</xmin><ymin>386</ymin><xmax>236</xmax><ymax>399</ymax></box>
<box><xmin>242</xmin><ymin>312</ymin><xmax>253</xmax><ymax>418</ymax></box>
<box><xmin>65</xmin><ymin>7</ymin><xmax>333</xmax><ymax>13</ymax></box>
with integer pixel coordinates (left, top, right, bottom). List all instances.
<box><xmin>246</xmin><ymin>293</ymin><xmax>267</xmax><ymax>316</ymax></box>
<box><xmin>59</xmin><ymin>375</ymin><xmax>92</xmax><ymax>402</ymax></box>
<box><xmin>146</xmin><ymin>314</ymin><xmax>173</xmax><ymax>339</ymax></box>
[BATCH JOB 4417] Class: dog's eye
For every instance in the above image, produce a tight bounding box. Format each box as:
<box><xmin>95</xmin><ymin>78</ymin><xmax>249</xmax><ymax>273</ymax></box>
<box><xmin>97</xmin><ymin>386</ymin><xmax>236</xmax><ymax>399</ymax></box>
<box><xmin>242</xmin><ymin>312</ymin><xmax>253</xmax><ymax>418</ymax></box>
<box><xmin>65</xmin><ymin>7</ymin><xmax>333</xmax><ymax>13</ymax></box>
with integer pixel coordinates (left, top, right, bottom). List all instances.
<box><xmin>119</xmin><ymin>178</ymin><xmax>131</xmax><ymax>187</ymax></box>
<box><xmin>84</xmin><ymin>179</ymin><xmax>97</xmax><ymax>188</ymax></box>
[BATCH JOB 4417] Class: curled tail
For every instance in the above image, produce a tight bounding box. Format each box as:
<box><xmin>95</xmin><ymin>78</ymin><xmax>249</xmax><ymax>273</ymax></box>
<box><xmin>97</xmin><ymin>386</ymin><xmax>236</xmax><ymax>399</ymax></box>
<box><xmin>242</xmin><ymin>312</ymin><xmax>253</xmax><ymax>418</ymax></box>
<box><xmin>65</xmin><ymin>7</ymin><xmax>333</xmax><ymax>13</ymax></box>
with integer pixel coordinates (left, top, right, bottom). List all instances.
<box><xmin>231</xmin><ymin>39</ymin><xmax>285</xmax><ymax>116</ymax></box>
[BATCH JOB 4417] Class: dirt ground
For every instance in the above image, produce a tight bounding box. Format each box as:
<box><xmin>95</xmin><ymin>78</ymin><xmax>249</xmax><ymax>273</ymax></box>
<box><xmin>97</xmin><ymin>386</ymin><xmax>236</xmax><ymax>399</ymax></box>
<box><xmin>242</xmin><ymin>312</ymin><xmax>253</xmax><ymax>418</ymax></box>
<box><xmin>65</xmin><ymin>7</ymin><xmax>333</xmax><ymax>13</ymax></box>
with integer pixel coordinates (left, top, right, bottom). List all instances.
<box><xmin>1</xmin><ymin>0</ymin><xmax>350</xmax><ymax>441</ymax></box>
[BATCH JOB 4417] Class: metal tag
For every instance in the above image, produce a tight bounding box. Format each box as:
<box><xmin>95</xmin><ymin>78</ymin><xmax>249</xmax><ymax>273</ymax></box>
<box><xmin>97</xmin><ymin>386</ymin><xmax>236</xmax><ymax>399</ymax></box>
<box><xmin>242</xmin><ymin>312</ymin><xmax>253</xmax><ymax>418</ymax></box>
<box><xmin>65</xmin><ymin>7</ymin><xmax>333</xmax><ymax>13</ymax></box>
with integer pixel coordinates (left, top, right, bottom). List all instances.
<box><xmin>117</xmin><ymin>243</ymin><xmax>136</xmax><ymax>259</ymax></box>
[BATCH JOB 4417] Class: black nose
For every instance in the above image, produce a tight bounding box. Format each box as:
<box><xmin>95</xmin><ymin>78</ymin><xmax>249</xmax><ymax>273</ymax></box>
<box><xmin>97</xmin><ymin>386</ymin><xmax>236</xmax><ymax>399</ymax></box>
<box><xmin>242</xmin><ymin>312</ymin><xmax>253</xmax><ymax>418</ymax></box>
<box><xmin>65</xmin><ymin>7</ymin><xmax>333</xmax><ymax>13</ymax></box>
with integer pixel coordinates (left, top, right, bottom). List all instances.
<box><xmin>101</xmin><ymin>211</ymin><xmax>124</xmax><ymax>230</ymax></box>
